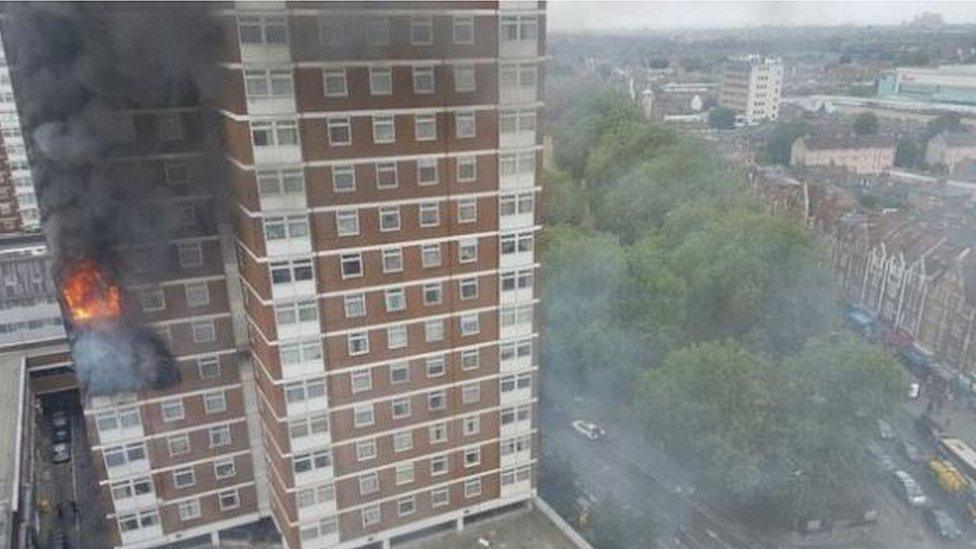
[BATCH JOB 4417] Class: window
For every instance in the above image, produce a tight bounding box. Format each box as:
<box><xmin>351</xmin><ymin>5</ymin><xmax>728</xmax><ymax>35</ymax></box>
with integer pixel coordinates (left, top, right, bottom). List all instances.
<box><xmin>356</xmin><ymin>440</ymin><xmax>377</xmax><ymax>461</ymax></box>
<box><xmin>139</xmin><ymin>286</ymin><xmax>165</xmax><ymax>312</ymax></box>
<box><xmin>422</xmin><ymin>244</ymin><xmax>442</xmax><ymax>268</ymax></box>
<box><xmin>385</xmin><ymin>288</ymin><xmax>406</xmax><ymax>312</ymax></box>
<box><xmin>251</xmin><ymin>119</ymin><xmax>297</xmax><ymax>147</ymax></box>
<box><xmin>388</xmin><ymin>324</ymin><xmax>408</xmax><ymax>349</ymax></box>
<box><xmin>462</xmin><ymin>383</ymin><xmax>481</xmax><ymax>405</ymax></box>
<box><xmin>323</xmin><ymin>69</ymin><xmax>347</xmax><ymax>97</ymax></box>
<box><xmin>382</xmin><ymin>247</ymin><xmax>403</xmax><ymax>273</ymax></box>
<box><xmin>390</xmin><ymin>362</ymin><xmax>409</xmax><ymax>384</ymax></box>
<box><xmin>457</xmin><ymin>155</ymin><xmax>477</xmax><ymax>182</ymax></box>
<box><xmin>348</xmin><ymin>332</ymin><xmax>369</xmax><ymax>355</ymax></box>
<box><xmin>164</xmin><ymin>161</ymin><xmax>190</xmax><ymax>186</ymax></box>
<box><xmin>173</xmin><ymin>467</ymin><xmax>196</xmax><ymax>489</ymax></box>
<box><xmin>379</xmin><ymin>206</ymin><xmax>401</xmax><ymax>231</ymax></box>
<box><xmin>465</xmin><ymin>478</ymin><xmax>482</xmax><ymax>498</ymax></box>
<box><xmin>270</xmin><ymin>259</ymin><xmax>314</xmax><ymax>286</ymax></box>
<box><xmin>419</xmin><ymin>202</ymin><xmax>440</xmax><ymax>227</ymax></box>
<box><xmin>369</xmin><ymin>67</ymin><xmax>392</xmax><ymax>95</ymax></box>
<box><xmin>429</xmin><ymin>422</ymin><xmax>448</xmax><ymax>444</ymax></box>
<box><xmin>351</xmin><ymin>369</ymin><xmax>372</xmax><ymax>393</ymax></box>
<box><xmin>239</xmin><ymin>15</ymin><xmax>287</xmax><ymax>45</ymax></box>
<box><xmin>394</xmin><ymin>431</ymin><xmax>413</xmax><ymax>452</ymax></box>
<box><xmin>203</xmin><ymin>391</ymin><xmax>227</xmax><ymax>414</ymax></box>
<box><xmin>157</xmin><ymin>113</ymin><xmax>184</xmax><ymax>141</ymax></box>
<box><xmin>335</xmin><ymin>209</ymin><xmax>359</xmax><ymax>236</ymax></box>
<box><xmin>362</xmin><ymin>505</ymin><xmax>381</xmax><ymax>528</ymax></box>
<box><xmin>275</xmin><ymin>300</ymin><xmax>318</xmax><ymax>326</ymax></box>
<box><xmin>460</xmin><ymin>313</ymin><xmax>480</xmax><ymax>336</ymax></box>
<box><xmin>428</xmin><ymin>390</ymin><xmax>446</xmax><ymax>411</ymax></box>
<box><xmin>168</xmin><ymin>434</ymin><xmax>190</xmax><ymax>457</ymax></box>
<box><xmin>398</xmin><ymin>495</ymin><xmax>416</xmax><ymax>516</ymax></box>
<box><xmin>453</xmin><ymin>15</ymin><xmax>474</xmax><ymax>44</ymax></box>
<box><xmin>219</xmin><ymin>490</ymin><xmax>240</xmax><ymax>511</ymax></box>
<box><xmin>280</xmin><ymin>340</ymin><xmax>322</xmax><ymax>369</ymax></box>
<box><xmin>117</xmin><ymin>510</ymin><xmax>159</xmax><ymax>535</ymax></box>
<box><xmin>501</xmin><ymin>14</ymin><xmax>537</xmax><ymax>41</ymax></box>
<box><xmin>341</xmin><ymin>253</ymin><xmax>363</xmax><ymax>278</ymax></box>
<box><xmin>96</xmin><ymin>408</ymin><xmax>141</xmax><ymax>436</ymax></box>
<box><xmin>373</xmin><ymin>114</ymin><xmax>395</xmax><ymax>144</ymax></box>
<box><xmin>410</xmin><ymin>16</ymin><xmax>433</xmax><ymax>44</ymax></box>
<box><xmin>263</xmin><ymin>215</ymin><xmax>308</xmax><ymax>241</ymax></box>
<box><xmin>456</xmin><ymin>111</ymin><xmax>475</xmax><ymax>138</ymax></box>
<box><xmin>178</xmin><ymin>499</ymin><xmax>201</xmax><ymax>522</ymax></box>
<box><xmin>392</xmin><ymin>397</ymin><xmax>411</xmax><ymax>419</ymax></box>
<box><xmin>414</xmin><ymin>113</ymin><xmax>436</xmax><ymax>140</ymax></box>
<box><xmin>464</xmin><ymin>447</ymin><xmax>481</xmax><ymax>468</ymax></box>
<box><xmin>210</xmin><ymin>425</ymin><xmax>232</xmax><ymax>447</ymax></box>
<box><xmin>431</xmin><ymin>487</ymin><xmax>450</xmax><ymax>507</ymax></box>
<box><xmin>332</xmin><ymin>164</ymin><xmax>356</xmax><ymax>191</ymax></box>
<box><xmin>375</xmin><ymin>161</ymin><xmax>398</xmax><ymax>188</ymax></box>
<box><xmin>423</xmin><ymin>283</ymin><xmax>443</xmax><ymax>305</ymax></box>
<box><xmin>294</xmin><ymin>449</ymin><xmax>332</xmax><ymax>474</ymax></box>
<box><xmin>104</xmin><ymin>443</ymin><xmax>147</xmax><ymax>469</ymax></box>
<box><xmin>185</xmin><ymin>282</ymin><xmax>210</xmax><ymax>307</ymax></box>
<box><xmin>464</xmin><ymin>415</ymin><xmax>481</xmax><ymax>435</ymax></box>
<box><xmin>459</xmin><ymin>277</ymin><xmax>479</xmax><ymax>300</ymax></box>
<box><xmin>359</xmin><ymin>472</ymin><xmax>379</xmax><ymax>495</ymax></box>
<box><xmin>430</xmin><ymin>455</ymin><xmax>448</xmax><ymax>476</ymax></box>
<box><xmin>214</xmin><ymin>458</ymin><xmax>237</xmax><ymax>480</ymax></box>
<box><xmin>413</xmin><ymin>67</ymin><xmax>435</xmax><ymax>94</ymax></box>
<box><xmin>178</xmin><ymin>242</ymin><xmax>203</xmax><ymax>268</ymax></box>
<box><xmin>417</xmin><ymin>158</ymin><xmax>438</xmax><ymax>185</ymax></box>
<box><xmin>327</xmin><ymin>116</ymin><xmax>351</xmax><ymax>145</ymax></box>
<box><xmin>285</xmin><ymin>379</ymin><xmax>326</xmax><ymax>403</ymax></box>
<box><xmin>425</xmin><ymin>319</ymin><xmax>444</xmax><ymax>342</ymax></box>
<box><xmin>289</xmin><ymin>414</ymin><xmax>328</xmax><ymax>441</ymax></box>
<box><xmin>459</xmin><ymin>238</ymin><xmax>478</xmax><ymax>262</ymax></box>
<box><xmin>426</xmin><ymin>356</ymin><xmax>446</xmax><ymax>377</ymax></box>
<box><xmin>161</xmin><ymin>399</ymin><xmax>184</xmax><ymax>422</ymax></box>
<box><xmin>245</xmin><ymin>69</ymin><xmax>293</xmax><ymax>98</ymax></box>
<box><xmin>297</xmin><ymin>483</ymin><xmax>336</xmax><ymax>510</ymax></box>
<box><xmin>365</xmin><ymin>18</ymin><xmax>390</xmax><ymax>45</ymax></box>
<box><xmin>454</xmin><ymin>64</ymin><xmax>476</xmax><ymax>93</ymax></box>
<box><xmin>461</xmin><ymin>350</ymin><xmax>479</xmax><ymax>370</ymax></box>
<box><xmin>354</xmin><ymin>404</ymin><xmax>375</xmax><ymax>428</ymax></box>
<box><xmin>344</xmin><ymin>293</ymin><xmax>366</xmax><ymax>318</ymax></box>
<box><xmin>457</xmin><ymin>198</ymin><xmax>477</xmax><ymax>223</ymax></box>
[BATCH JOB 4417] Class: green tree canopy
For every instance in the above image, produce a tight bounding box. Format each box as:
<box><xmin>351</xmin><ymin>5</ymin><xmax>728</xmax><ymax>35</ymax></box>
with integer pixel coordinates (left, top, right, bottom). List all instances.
<box><xmin>853</xmin><ymin>112</ymin><xmax>879</xmax><ymax>135</ymax></box>
<box><xmin>708</xmin><ymin>106</ymin><xmax>737</xmax><ymax>129</ymax></box>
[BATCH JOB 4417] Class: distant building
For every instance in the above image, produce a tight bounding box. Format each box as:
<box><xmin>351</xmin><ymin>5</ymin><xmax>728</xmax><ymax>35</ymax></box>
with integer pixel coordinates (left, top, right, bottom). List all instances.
<box><xmin>925</xmin><ymin>132</ymin><xmax>976</xmax><ymax>173</ymax></box>
<box><xmin>877</xmin><ymin>65</ymin><xmax>976</xmax><ymax>107</ymax></box>
<box><xmin>791</xmin><ymin>135</ymin><xmax>896</xmax><ymax>174</ymax></box>
<box><xmin>718</xmin><ymin>55</ymin><xmax>783</xmax><ymax>125</ymax></box>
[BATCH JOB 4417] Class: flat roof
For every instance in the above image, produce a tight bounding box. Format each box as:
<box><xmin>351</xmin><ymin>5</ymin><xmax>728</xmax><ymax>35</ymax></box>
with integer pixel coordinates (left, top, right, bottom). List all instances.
<box><xmin>396</xmin><ymin>503</ymin><xmax>585</xmax><ymax>549</ymax></box>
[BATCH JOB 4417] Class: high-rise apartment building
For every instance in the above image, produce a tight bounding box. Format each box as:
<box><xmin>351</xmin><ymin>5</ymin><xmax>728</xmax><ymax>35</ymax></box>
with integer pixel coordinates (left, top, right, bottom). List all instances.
<box><xmin>216</xmin><ymin>2</ymin><xmax>544</xmax><ymax>547</ymax></box>
<box><xmin>0</xmin><ymin>28</ymin><xmax>38</xmax><ymax>235</ymax></box>
<box><xmin>718</xmin><ymin>55</ymin><xmax>783</xmax><ymax>126</ymax></box>
<box><xmin>3</xmin><ymin>2</ymin><xmax>546</xmax><ymax>548</ymax></box>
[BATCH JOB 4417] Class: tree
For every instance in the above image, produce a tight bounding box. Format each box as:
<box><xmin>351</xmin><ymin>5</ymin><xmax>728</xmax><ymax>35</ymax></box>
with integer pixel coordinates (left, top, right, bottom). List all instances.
<box><xmin>852</xmin><ymin>112</ymin><xmax>879</xmax><ymax>135</ymax></box>
<box><xmin>763</xmin><ymin>121</ymin><xmax>809</xmax><ymax>165</ymax></box>
<box><xmin>894</xmin><ymin>137</ymin><xmax>923</xmax><ymax>168</ymax></box>
<box><xmin>925</xmin><ymin>113</ymin><xmax>962</xmax><ymax>139</ymax></box>
<box><xmin>708</xmin><ymin>106</ymin><xmax>736</xmax><ymax>130</ymax></box>
<box><xmin>542</xmin><ymin>167</ymin><xmax>585</xmax><ymax>226</ymax></box>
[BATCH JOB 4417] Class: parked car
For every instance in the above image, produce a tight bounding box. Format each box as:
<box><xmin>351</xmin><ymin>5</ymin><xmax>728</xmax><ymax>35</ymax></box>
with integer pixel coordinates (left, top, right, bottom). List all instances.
<box><xmin>892</xmin><ymin>470</ymin><xmax>928</xmax><ymax>507</ymax></box>
<box><xmin>899</xmin><ymin>440</ymin><xmax>924</xmax><ymax>463</ymax></box>
<box><xmin>878</xmin><ymin>419</ymin><xmax>894</xmax><ymax>440</ymax></box>
<box><xmin>572</xmin><ymin>420</ymin><xmax>605</xmax><ymax>440</ymax></box>
<box><xmin>52</xmin><ymin>442</ymin><xmax>71</xmax><ymax>464</ymax></box>
<box><xmin>924</xmin><ymin>508</ymin><xmax>962</xmax><ymax>540</ymax></box>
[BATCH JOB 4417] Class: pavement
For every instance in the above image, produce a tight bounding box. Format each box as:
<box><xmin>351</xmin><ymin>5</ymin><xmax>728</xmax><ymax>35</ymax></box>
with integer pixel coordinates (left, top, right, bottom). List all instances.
<box><xmin>396</xmin><ymin>502</ymin><xmax>582</xmax><ymax>549</ymax></box>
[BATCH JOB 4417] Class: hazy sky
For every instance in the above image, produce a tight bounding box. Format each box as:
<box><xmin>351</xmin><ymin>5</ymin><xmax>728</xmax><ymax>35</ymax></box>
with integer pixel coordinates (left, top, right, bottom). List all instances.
<box><xmin>548</xmin><ymin>1</ymin><xmax>976</xmax><ymax>31</ymax></box>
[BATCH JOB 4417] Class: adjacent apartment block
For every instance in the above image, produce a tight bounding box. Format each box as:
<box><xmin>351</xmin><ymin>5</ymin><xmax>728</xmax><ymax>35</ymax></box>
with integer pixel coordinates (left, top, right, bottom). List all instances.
<box><xmin>877</xmin><ymin>64</ymin><xmax>976</xmax><ymax>107</ymax></box>
<box><xmin>0</xmin><ymin>27</ymin><xmax>38</xmax><ymax>234</ymax></box>
<box><xmin>790</xmin><ymin>135</ymin><xmax>896</xmax><ymax>175</ymax></box>
<box><xmin>718</xmin><ymin>55</ymin><xmax>782</xmax><ymax>126</ymax></box>
<box><xmin>215</xmin><ymin>2</ymin><xmax>543</xmax><ymax>547</ymax></box>
<box><xmin>925</xmin><ymin>132</ymin><xmax>976</xmax><ymax>173</ymax></box>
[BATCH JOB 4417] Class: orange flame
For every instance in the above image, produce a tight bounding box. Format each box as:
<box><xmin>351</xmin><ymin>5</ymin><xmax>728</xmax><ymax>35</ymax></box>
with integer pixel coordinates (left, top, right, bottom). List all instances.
<box><xmin>60</xmin><ymin>258</ymin><xmax>122</xmax><ymax>325</ymax></box>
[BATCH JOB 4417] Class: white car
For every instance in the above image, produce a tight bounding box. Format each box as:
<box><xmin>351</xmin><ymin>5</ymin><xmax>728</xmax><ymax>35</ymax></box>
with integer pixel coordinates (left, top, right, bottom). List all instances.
<box><xmin>572</xmin><ymin>420</ymin><xmax>605</xmax><ymax>440</ymax></box>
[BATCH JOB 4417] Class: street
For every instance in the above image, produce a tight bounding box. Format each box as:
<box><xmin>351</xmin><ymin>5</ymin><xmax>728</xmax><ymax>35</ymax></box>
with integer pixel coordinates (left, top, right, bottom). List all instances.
<box><xmin>542</xmin><ymin>399</ymin><xmax>769</xmax><ymax>549</ymax></box>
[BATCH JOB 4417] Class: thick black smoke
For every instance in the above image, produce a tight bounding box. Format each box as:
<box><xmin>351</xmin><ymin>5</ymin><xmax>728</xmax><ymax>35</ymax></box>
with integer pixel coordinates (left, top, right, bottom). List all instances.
<box><xmin>2</xmin><ymin>2</ymin><xmax>220</xmax><ymax>395</ymax></box>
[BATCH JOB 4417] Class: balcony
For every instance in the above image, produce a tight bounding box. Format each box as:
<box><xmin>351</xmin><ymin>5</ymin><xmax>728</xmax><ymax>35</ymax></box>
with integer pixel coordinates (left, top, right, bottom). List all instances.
<box><xmin>112</xmin><ymin>488</ymin><xmax>157</xmax><ymax>516</ymax></box>
<box><xmin>270</xmin><ymin>278</ymin><xmax>316</xmax><ymax>303</ymax></box>
<box><xmin>499</xmin><ymin>211</ymin><xmax>534</xmax><ymax>232</ymax></box>
<box><xmin>500</xmin><ymin>445</ymin><xmax>532</xmax><ymax>469</ymax></box>
<box><xmin>253</xmin><ymin>142</ymin><xmax>302</xmax><ymax>166</ymax></box>
<box><xmin>260</xmin><ymin>189</ymin><xmax>306</xmax><ymax>212</ymax></box>
<box><xmin>500</xmin><ymin>84</ymin><xmax>538</xmax><ymax>105</ymax></box>
<box><xmin>266</xmin><ymin>235</ymin><xmax>311</xmax><ymax>258</ymax></box>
